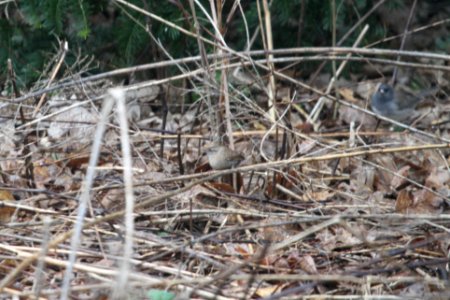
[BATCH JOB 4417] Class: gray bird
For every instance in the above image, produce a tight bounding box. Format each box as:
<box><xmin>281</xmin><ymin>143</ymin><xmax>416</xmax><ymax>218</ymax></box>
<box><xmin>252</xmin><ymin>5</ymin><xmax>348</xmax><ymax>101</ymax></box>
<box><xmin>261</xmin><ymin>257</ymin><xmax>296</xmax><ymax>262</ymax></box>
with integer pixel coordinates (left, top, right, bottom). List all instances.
<box><xmin>371</xmin><ymin>83</ymin><xmax>437</xmax><ymax>121</ymax></box>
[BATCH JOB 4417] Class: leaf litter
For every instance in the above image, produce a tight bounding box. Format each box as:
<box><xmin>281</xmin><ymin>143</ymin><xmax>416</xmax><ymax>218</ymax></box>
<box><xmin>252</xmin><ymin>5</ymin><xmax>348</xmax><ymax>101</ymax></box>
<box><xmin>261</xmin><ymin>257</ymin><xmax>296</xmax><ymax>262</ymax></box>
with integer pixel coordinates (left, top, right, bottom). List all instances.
<box><xmin>1</xmin><ymin>46</ymin><xmax>450</xmax><ymax>300</ymax></box>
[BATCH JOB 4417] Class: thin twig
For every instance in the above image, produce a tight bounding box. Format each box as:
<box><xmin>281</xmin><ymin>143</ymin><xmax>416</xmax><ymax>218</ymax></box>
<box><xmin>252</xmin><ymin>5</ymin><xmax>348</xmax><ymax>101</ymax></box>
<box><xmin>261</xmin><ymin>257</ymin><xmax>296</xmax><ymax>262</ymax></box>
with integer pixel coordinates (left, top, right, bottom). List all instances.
<box><xmin>391</xmin><ymin>0</ymin><xmax>418</xmax><ymax>86</ymax></box>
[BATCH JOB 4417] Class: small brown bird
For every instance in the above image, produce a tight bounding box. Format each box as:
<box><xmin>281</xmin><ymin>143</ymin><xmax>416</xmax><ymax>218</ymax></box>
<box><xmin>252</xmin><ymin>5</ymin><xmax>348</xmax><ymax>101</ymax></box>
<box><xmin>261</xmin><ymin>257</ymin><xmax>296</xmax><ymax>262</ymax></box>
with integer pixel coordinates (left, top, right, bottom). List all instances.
<box><xmin>205</xmin><ymin>145</ymin><xmax>245</xmax><ymax>170</ymax></box>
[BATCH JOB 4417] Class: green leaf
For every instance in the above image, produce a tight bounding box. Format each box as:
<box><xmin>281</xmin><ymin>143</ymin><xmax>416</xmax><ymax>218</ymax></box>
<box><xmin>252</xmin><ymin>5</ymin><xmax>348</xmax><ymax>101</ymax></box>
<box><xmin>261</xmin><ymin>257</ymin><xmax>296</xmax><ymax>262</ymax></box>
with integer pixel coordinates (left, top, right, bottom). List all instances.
<box><xmin>147</xmin><ymin>289</ymin><xmax>176</xmax><ymax>300</ymax></box>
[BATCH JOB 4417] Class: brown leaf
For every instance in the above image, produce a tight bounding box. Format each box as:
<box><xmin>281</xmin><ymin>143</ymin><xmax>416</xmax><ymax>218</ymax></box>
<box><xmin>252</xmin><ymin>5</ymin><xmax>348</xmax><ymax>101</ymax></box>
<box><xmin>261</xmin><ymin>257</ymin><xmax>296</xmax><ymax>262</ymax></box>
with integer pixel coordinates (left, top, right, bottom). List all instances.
<box><xmin>298</xmin><ymin>255</ymin><xmax>318</xmax><ymax>274</ymax></box>
<box><xmin>411</xmin><ymin>189</ymin><xmax>444</xmax><ymax>214</ymax></box>
<box><xmin>425</xmin><ymin>168</ymin><xmax>450</xmax><ymax>189</ymax></box>
<box><xmin>206</xmin><ymin>182</ymin><xmax>236</xmax><ymax>193</ymax></box>
<box><xmin>338</xmin><ymin>87</ymin><xmax>357</xmax><ymax>102</ymax></box>
<box><xmin>316</xmin><ymin>229</ymin><xmax>337</xmax><ymax>252</ymax></box>
<box><xmin>338</xmin><ymin>105</ymin><xmax>377</xmax><ymax>128</ymax></box>
<box><xmin>355</xmin><ymin>81</ymin><xmax>377</xmax><ymax>99</ymax></box>
<box><xmin>254</xmin><ymin>284</ymin><xmax>285</xmax><ymax>298</ymax></box>
<box><xmin>301</xmin><ymin>190</ymin><xmax>335</xmax><ymax>202</ymax></box>
<box><xmin>0</xmin><ymin>190</ymin><xmax>15</xmax><ymax>223</ymax></box>
<box><xmin>396</xmin><ymin>188</ymin><xmax>443</xmax><ymax>215</ymax></box>
<box><xmin>33</xmin><ymin>158</ymin><xmax>63</xmax><ymax>190</ymax></box>
<box><xmin>100</xmin><ymin>189</ymin><xmax>125</xmax><ymax>211</ymax></box>
<box><xmin>294</xmin><ymin>122</ymin><xmax>314</xmax><ymax>133</ymax></box>
<box><xmin>395</xmin><ymin>189</ymin><xmax>414</xmax><ymax>213</ymax></box>
<box><xmin>223</xmin><ymin>243</ymin><xmax>254</xmax><ymax>258</ymax></box>
<box><xmin>373</xmin><ymin>155</ymin><xmax>398</xmax><ymax>192</ymax></box>
<box><xmin>322</xmin><ymin>226</ymin><xmax>362</xmax><ymax>249</ymax></box>
<box><xmin>391</xmin><ymin>165</ymin><xmax>411</xmax><ymax>189</ymax></box>
<box><xmin>259</xmin><ymin>225</ymin><xmax>288</xmax><ymax>243</ymax></box>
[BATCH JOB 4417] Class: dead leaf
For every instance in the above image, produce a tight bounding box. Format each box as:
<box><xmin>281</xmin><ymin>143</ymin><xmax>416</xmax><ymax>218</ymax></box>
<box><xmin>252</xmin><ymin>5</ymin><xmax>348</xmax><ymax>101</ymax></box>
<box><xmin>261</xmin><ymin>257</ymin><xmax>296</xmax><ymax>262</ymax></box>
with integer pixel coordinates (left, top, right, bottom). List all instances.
<box><xmin>373</xmin><ymin>155</ymin><xmax>398</xmax><ymax>192</ymax></box>
<box><xmin>316</xmin><ymin>229</ymin><xmax>337</xmax><ymax>252</ymax></box>
<box><xmin>205</xmin><ymin>182</ymin><xmax>236</xmax><ymax>193</ymax></box>
<box><xmin>298</xmin><ymin>255</ymin><xmax>318</xmax><ymax>274</ymax></box>
<box><xmin>223</xmin><ymin>243</ymin><xmax>254</xmax><ymax>258</ymax></box>
<box><xmin>100</xmin><ymin>189</ymin><xmax>125</xmax><ymax>211</ymax></box>
<box><xmin>259</xmin><ymin>225</ymin><xmax>288</xmax><ymax>243</ymax></box>
<box><xmin>33</xmin><ymin>158</ymin><xmax>62</xmax><ymax>190</ymax></box>
<box><xmin>301</xmin><ymin>190</ymin><xmax>335</xmax><ymax>202</ymax></box>
<box><xmin>355</xmin><ymin>81</ymin><xmax>377</xmax><ymax>99</ymax></box>
<box><xmin>338</xmin><ymin>87</ymin><xmax>357</xmax><ymax>102</ymax></box>
<box><xmin>411</xmin><ymin>189</ymin><xmax>444</xmax><ymax>215</ymax></box>
<box><xmin>254</xmin><ymin>284</ymin><xmax>285</xmax><ymax>297</ymax></box>
<box><xmin>396</xmin><ymin>187</ymin><xmax>443</xmax><ymax>215</ymax></box>
<box><xmin>338</xmin><ymin>105</ymin><xmax>378</xmax><ymax>128</ymax></box>
<box><xmin>395</xmin><ymin>189</ymin><xmax>414</xmax><ymax>213</ymax></box>
<box><xmin>0</xmin><ymin>190</ymin><xmax>15</xmax><ymax>223</ymax></box>
<box><xmin>47</xmin><ymin>106</ymin><xmax>97</xmax><ymax>143</ymax></box>
<box><xmin>335</xmin><ymin>227</ymin><xmax>363</xmax><ymax>246</ymax></box>
<box><xmin>293</xmin><ymin>122</ymin><xmax>314</xmax><ymax>133</ymax></box>
<box><xmin>390</xmin><ymin>165</ymin><xmax>411</xmax><ymax>189</ymax></box>
<box><xmin>425</xmin><ymin>168</ymin><xmax>450</xmax><ymax>189</ymax></box>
